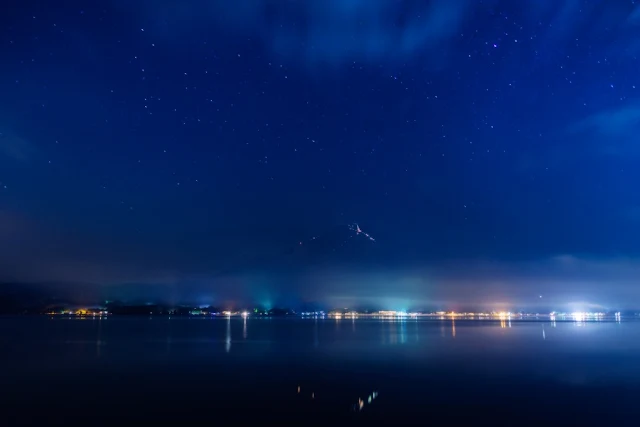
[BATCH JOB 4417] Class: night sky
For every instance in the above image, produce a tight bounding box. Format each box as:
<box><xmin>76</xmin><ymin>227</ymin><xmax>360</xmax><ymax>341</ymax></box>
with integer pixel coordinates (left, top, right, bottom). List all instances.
<box><xmin>2</xmin><ymin>1</ymin><xmax>640</xmax><ymax>310</ymax></box>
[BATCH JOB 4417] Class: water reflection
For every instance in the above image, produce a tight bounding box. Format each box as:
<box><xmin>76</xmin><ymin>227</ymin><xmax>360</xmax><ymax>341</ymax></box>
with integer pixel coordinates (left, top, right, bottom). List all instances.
<box><xmin>166</xmin><ymin>317</ymin><xmax>172</xmax><ymax>353</ymax></box>
<box><xmin>296</xmin><ymin>385</ymin><xmax>316</xmax><ymax>401</ymax></box>
<box><xmin>225</xmin><ymin>316</ymin><xmax>231</xmax><ymax>353</ymax></box>
<box><xmin>314</xmin><ymin>317</ymin><xmax>319</xmax><ymax>348</ymax></box>
<box><xmin>399</xmin><ymin>318</ymin><xmax>407</xmax><ymax>344</ymax></box>
<box><xmin>353</xmin><ymin>390</ymin><xmax>379</xmax><ymax>412</ymax></box>
<box><xmin>378</xmin><ymin>317</ymin><xmax>410</xmax><ymax>344</ymax></box>
<box><xmin>8</xmin><ymin>316</ymin><xmax>640</xmax><ymax>423</ymax></box>
<box><xmin>389</xmin><ymin>320</ymin><xmax>397</xmax><ymax>345</ymax></box>
<box><xmin>243</xmin><ymin>316</ymin><xmax>247</xmax><ymax>340</ymax></box>
<box><xmin>41</xmin><ymin>316</ymin><xmax>638</xmax><ymax>364</ymax></box>
<box><xmin>295</xmin><ymin>383</ymin><xmax>379</xmax><ymax>414</ymax></box>
<box><xmin>96</xmin><ymin>317</ymin><xmax>102</xmax><ymax>358</ymax></box>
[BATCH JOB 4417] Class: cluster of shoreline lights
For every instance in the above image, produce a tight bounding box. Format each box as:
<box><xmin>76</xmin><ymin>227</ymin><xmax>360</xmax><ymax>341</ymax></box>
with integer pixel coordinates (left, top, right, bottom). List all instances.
<box><xmin>318</xmin><ymin>311</ymin><xmax>623</xmax><ymax>322</ymax></box>
<box><xmin>49</xmin><ymin>309</ymin><xmax>622</xmax><ymax>322</ymax></box>
<box><xmin>551</xmin><ymin>311</ymin><xmax>621</xmax><ymax>322</ymax></box>
<box><xmin>47</xmin><ymin>309</ymin><xmax>109</xmax><ymax>316</ymax></box>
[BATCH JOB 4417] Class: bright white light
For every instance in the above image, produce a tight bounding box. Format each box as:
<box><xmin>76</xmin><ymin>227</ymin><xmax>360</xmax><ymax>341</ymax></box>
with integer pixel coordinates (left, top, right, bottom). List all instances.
<box><xmin>241</xmin><ymin>311</ymin><xmax>248</xmax><ymax>318</ymax></box>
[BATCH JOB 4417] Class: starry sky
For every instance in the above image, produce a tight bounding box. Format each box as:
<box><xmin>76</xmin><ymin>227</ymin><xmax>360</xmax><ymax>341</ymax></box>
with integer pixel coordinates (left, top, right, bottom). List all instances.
<box><xmin>2</xmin><ymin>0</ymin><xmax>640</xmax><ymax>310</ymax></box>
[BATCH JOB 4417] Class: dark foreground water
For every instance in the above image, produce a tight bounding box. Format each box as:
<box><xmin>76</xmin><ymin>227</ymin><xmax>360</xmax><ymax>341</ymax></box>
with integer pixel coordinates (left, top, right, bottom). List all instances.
<box><xmin>2</xmin><ymin>316</ymin><xmax>640</xmax><ymax>424</ymax></box>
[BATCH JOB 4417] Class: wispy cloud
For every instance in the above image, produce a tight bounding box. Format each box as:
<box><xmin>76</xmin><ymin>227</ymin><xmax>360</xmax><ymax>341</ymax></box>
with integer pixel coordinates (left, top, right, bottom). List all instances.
<box><xmin>571</xmin><ymin>106</ymin><xmax>640</xmax><ymax>136</ymax></box>
<box><xmin>568</xmin><ymin>105</ymin><xmax>640</xmax><ymax>155</ymax></box>
<box><xmin>118</xmin><ymin>1</ymin><xmax>640</xmax><ymax>67</ymax></box>
<box><xmin>269</xmin><ymin>0</ymin><xmax>471</xmax><ymax>64</ymax></box>
<box><xmin>0</xmin><ymin>210</ymin><xmax>29</xmax><ymax>240</ymax></box>
<box><xmin>119</xmin><ymin>0</ymin><xmax>472</xmax><ymax>65</ymax></box>
<box><xmin>425</xmin><ymin>255</ymin><xmax>640</xmax><ymax>309</ymax></box>
<box><xmin>0</xmin><ymin>130</ymin><xmax>36</xmax><ymax>162</ymax></box>
<box><xmin>628</xmin><ymin>4</ymin><xmax>640</xmax><ymax>25</ymax></box>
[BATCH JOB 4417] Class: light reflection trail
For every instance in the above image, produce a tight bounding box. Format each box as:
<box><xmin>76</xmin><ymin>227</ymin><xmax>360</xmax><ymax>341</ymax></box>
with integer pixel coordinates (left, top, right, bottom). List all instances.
<box><xmin>225</xmin><ymin>316</ymin><xmax>231</xmax><ymax>353</ymax></box>
<box><xmin>243</xmin><ymin>316</ymin><xmax>247</xmax><ymax>339</ymax></box>
<box><xmin>314</xmin><ymin>317</ymin><xmax>319</xmax><ymax>348</ymax></box>
<box><xmin>353</xmin><ymin>391</ymin><xmax>379</xmax><ymax>412</ymax></box>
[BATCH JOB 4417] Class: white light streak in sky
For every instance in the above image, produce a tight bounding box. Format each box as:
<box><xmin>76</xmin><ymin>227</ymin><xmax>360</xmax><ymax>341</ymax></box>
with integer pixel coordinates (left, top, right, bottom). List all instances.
<box><xmin>349</xmin><ymin>223</ymin><xmax>375</xmax><ymax>242</ymax></box>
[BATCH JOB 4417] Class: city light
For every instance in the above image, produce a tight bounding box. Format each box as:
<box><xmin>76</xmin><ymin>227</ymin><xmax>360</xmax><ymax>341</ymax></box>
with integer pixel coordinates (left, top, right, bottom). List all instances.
<box><xmin>41</xmin><ymin>305</ymin><xmax>626</xmax><ymax>322</ymax></box>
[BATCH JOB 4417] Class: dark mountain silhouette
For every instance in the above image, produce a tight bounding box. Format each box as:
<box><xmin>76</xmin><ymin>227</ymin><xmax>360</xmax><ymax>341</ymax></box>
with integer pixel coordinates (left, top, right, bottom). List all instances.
<box><xmin>0</xmin><ymin>282</ymin><xmax>81</xmax><ymax>313</ymax></box>
<box><xmin>0</xmin><ymin>224</ymin><xmax>380</xmax><ymax>311</ymax></box>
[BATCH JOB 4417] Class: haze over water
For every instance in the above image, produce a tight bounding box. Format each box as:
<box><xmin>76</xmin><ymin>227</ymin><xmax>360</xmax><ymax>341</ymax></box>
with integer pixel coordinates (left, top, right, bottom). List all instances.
<box><xmin>2</xmin><ymin>316</ymin><xmax>640</xmax><ymax>424</ymax></box>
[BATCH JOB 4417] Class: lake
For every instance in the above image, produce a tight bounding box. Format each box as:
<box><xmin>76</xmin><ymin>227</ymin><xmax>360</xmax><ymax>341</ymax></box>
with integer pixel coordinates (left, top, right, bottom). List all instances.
<box><xmin>2</xmin><ymin>316</ymin><xmax>640</xmax><ymax>424</ymax></box>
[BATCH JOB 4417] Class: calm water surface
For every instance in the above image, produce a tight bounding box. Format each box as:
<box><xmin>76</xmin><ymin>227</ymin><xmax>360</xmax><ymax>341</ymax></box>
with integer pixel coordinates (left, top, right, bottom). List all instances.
<box><xmin>2</xmin><ymin>316</ymin><xmax>640</xmax><ymax>424</ymax></box>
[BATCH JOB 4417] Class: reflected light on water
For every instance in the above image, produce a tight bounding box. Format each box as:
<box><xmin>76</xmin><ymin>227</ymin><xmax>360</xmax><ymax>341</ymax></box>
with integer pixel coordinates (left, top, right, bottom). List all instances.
<box><xmin>498</xmin><ymin>312</ymin><xmax>511</xmax><ymax>329</ymax></box>
<box><xmin>389</xmin><ymin>321</ymin><xmax>397</xmax><ymax>345</ymax></box>
<box><xmin>243</xmin><ymin>316</ymin><xmax>247</xmax><ymax>340</ymax></box>
<box><xmin>354</xmin><ymin>391</ymin><xmax>378</xmax><ymax>412</ymax></box>
<box><xmin>225</xmin><ymin>317</ymin><xmax>231</xmax><ymax>353</ymax></box>
<box><xmin>96</xmin><ymin>317</ymin><xmax>102</xmax><ymax>358</ymax></box>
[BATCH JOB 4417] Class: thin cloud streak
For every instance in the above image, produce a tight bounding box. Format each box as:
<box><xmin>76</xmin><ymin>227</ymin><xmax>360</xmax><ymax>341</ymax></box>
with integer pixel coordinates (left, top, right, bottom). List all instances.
<box><xmin>0</xmin><ymin>130</ymin><xmax>36</xmax><ymax>162</ymax></box>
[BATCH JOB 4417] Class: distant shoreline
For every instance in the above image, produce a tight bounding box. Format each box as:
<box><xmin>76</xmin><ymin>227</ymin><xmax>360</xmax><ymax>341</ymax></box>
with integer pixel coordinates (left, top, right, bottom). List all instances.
<box><xmin>2</xmin><ymin>311</ymin><xmax>632</xmax><ymax>322</ymax></box>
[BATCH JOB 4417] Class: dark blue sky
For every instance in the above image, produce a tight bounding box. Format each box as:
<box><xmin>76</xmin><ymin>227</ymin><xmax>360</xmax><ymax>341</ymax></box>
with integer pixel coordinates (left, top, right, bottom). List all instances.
<box><xmin>1</xmin><ymin>0</ymin><xmax>640</xmax><ymax>310</ymax></box>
